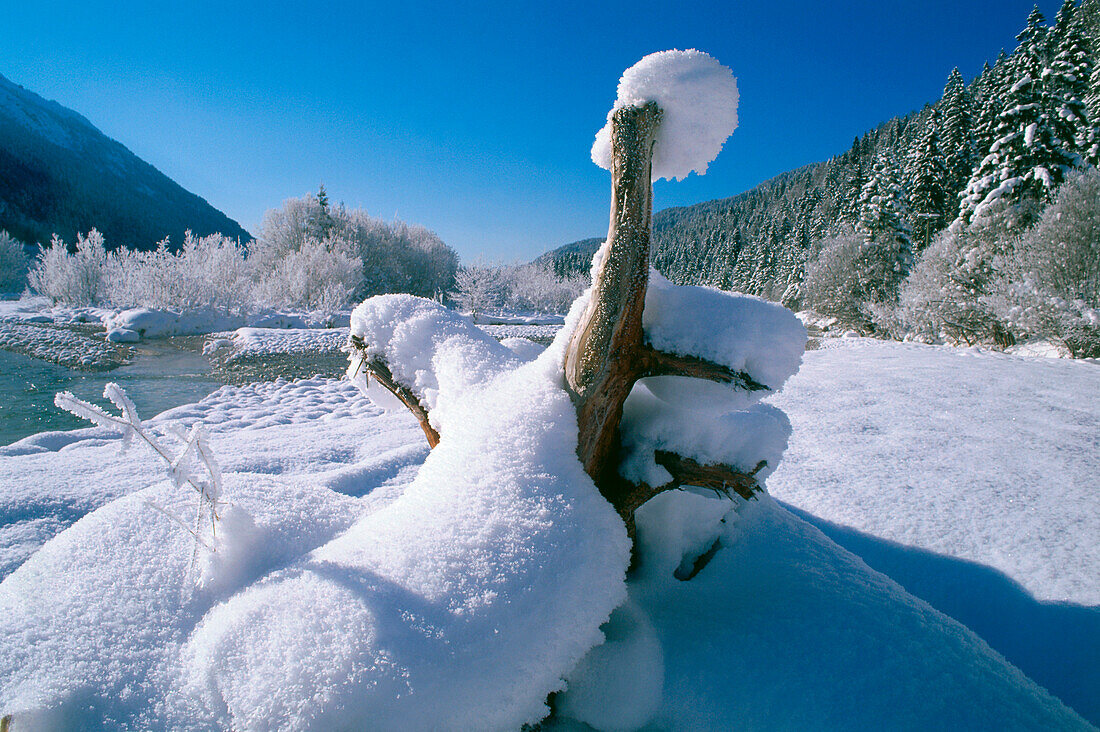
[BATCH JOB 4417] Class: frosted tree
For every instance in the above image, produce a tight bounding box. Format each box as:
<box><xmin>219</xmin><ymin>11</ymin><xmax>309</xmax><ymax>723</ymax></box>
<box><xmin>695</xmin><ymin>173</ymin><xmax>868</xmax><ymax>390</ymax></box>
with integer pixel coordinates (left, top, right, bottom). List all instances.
<box><xmin>1048</xmin><ymin>0</ymin><xmax>1097</xmax><ymax>163</ymax></box>
<box><xmin>26</xmin><ymin>229</ymin><xmax>109</xmax><ymax>306</ymax></box>
<box><xmin>0</xmin><ymin>230</ymin><xmax>29</xmax><ymax>293</ymax></box>
<box><xmin>986</xmin><ymin>168</ymin><xmax>1100</xmax><ymax>356</ymax></box>
<box><xmin>856</xmin><ymin>155</ymin><xmax>913</xmax><ymax>306</ymax></box>
<box><xmin>939</xmin><ymin>67</ymin><xmax>975</xmax><ymax>195</ymax></box>
<box><xmin>958</xmin><ymin>6</ymin><xmax>1080</xmax><ymax>229</ymax></box>
<box><xmin>897</xmin><ymin>222</ymin><xmax>1018</xmax><ymax>346</ymax></box>
<box><xmin>907</xmin><ymin>109</ymin><xmax>950</xmax><ymax>249</ymax></box>
<box><xmin>450</xmin><ymin>259</ymin><xmax>506</xmax><ymax>316</ymax></box>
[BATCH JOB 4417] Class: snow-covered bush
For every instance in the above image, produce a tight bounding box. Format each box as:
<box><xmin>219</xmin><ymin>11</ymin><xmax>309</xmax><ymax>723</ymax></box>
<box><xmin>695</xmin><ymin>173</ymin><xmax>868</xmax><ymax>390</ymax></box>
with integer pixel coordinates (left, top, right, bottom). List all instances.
<box><xmin>0</xmin><ymin>230</ymin><xmax>30</xmax><ymax>294</ymax></box>
<box><xmin>503</xmin><ymin>264</ymin><xmax>588</xmax><ymax>314</ymax></box>
<box><xmin>897</xmin><ymin>218</ymin><xmax>1018</xmax><ymax>346</ymax></box>
<box><xmin>452</xmin><ymin>261</ymin><xmax>587</xmax><ymax>316</ymax></box>
<box><xmin>986</xmin><ymin>169</ymin><xmax>1100</xmax><ymax>357</ymax></box>
<box><xmin>107</xmin><ymin>232</ymin><xmax>252</xmax><ymax>313</ymax></box>
<box><xmin>254</xmin><ymin>233</ymin><xmax>362</xmax><ymax>313</ymax></box>
<box><xmin>26</xmin><ymin>229</ymin><xmax>109</xmax><ymax>306</ymax></box>
<box><xmin>799</xmin><ymin>233</ymin><xmax>872</xmax><ymax>327</ymax></box>
<box><xmin>251</xmin><ymin>193</ymin><xmax>458</xmax><ymax>302</ymax></box>
<box><xmin>451</xmin><ymin>259</ymin><xmax>507</xmax><ymax>315</ymax></box>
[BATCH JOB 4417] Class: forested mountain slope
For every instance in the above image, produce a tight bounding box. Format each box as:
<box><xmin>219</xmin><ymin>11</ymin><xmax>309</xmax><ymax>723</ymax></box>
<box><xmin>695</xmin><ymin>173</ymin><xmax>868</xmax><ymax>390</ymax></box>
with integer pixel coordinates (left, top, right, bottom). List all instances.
<box><xmin>0</xmin><ymin>73</ymin><xmax>250</xmax><ymax>249</ymax></box>
<box><xmin>541</xmin><ymin>0</ymin><xmax>1100</xmax><ymax>317</ymax></box>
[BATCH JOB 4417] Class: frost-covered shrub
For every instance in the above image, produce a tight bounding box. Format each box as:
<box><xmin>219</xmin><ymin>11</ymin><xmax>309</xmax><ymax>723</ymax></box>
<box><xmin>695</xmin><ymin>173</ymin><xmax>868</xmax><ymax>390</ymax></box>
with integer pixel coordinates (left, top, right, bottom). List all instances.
<box><xmin>27</xmin><ymin>230</ymin><xmax>109</xmax><ymax>306</ymax></box>
<box><xmin>451</xmin><ymin>262</ymin><xmax>587</xmax><ymax>316</ymax></box>
<box><xmin>897</xmin><ymin>217</ymin><xmax>1018</xmax><ymax>346</ymax></box>
<box><xmin>0</xmin><ymin>230</ymin><xmax>30</xmax><ymax>294</ymax></box>
<box><xmin>108</xmin><ymin>232</ymin><xmax>251</xmax><ymax>313</ymax></box>
<box><xmin>503</xmin><ymin>264</ymin><xmax>588</xmax><ymax>313</ymax></box>
<box><xmin>986</xmin><ymin>169</ymin><xmax>1100</xmax><ymax>356</ymax></box>
<box><xmin>451</xmin><ymin>261</ymin><xmax>507</xmax><ymax>315</ymax></box>
<box><xmin>799</xmin><ymin>233</ymin><xmax>871</xmax><ymax>327</ymax></box>
<box><xmin>255</xmin><ymin>234</ymin><xmax>362</xmax><ymax>313</ymax></box>
<box><xmin>251</xmin><ymin>193</ymin><xmax>458</xmax><ymax>301</ymax></box>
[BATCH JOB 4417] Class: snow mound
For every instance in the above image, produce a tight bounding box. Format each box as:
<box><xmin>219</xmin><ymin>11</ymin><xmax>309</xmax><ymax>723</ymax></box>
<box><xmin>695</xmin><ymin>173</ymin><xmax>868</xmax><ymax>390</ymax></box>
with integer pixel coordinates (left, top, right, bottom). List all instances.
<box><xmin>348</xmin><ymin>294</ymin><xmax>522</xmax><ymax>430</ymax></box>
<box><xmin>185</xmin><ymin>338</ymin><xmax>631</xmax><ymax>729</ymax></box>
<box><xmin>558</xmin><ymin>492</ymin><xmax>1090</xmax><ymax>730</ymax></box>
<box><xmin>641</xmin><ymin>270</ymin><xmax>806</xmax><ymax>410</ymax></box>
<box><xmin>592</xmin><ymin>49</ymin><xmax>739</xmax><ymax>182</ymax></box>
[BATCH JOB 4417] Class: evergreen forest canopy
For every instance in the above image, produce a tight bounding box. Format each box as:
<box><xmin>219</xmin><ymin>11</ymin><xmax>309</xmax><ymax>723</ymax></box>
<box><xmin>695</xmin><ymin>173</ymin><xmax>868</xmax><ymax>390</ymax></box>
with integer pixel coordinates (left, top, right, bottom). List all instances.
<box><xmin>541</xmin><ymin>1</ymin><xmax>1100</xmax><ymax>355</ymax></box>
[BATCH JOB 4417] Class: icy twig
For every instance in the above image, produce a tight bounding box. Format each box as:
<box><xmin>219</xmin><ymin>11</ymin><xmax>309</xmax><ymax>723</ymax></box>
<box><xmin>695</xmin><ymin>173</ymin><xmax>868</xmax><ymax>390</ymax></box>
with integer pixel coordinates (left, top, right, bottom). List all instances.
<box><xmin>55</xmin><ymin>384</ymin><xmax>223</xmax><ymax>551</ymax></box>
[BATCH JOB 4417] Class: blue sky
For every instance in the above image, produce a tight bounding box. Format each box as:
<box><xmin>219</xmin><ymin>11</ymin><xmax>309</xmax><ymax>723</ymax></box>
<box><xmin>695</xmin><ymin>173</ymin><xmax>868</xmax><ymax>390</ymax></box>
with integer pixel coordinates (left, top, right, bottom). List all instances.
<box><xmin>1</xmin><ymin>0</ymin><xmax>1050</xmax><ymax>262</ymax></box>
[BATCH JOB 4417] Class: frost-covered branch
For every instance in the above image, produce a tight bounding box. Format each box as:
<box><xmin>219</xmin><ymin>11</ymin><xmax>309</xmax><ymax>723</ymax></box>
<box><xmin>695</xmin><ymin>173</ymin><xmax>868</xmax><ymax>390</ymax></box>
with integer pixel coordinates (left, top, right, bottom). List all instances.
<box><xmin>54</xmin><ymin>384</ymin><xmax>222</xmax><ymax>549</ymax></box>
<box><xmin>347</xmin><ymin>334</ymin><xmax>440</xmax><ymax>447</ymax></box>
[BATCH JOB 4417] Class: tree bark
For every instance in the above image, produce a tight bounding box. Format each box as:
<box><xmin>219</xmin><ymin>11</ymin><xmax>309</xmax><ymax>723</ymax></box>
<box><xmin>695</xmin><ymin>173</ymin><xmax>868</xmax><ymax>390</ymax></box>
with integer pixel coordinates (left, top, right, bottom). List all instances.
<box><xmin>562</xmin><ymin>102</ymin><xmax>766</xmax><ymax>532</ymax></box>
<box><xmin>565</xmin><ymin>101</ymin><xmax>662</xmax><ymax>484</ymax></box>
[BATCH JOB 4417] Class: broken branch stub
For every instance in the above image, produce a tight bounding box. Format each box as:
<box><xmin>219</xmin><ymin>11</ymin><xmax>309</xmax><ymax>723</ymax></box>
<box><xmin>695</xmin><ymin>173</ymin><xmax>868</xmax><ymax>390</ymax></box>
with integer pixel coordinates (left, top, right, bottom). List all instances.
<box><xmin>562</xmin><ymin>102</ymin><xmax>768</xmax><ymax>534</ymax></box>
<box><xmin>565</xmin><ymin>101</ymin><xmax>662</xmax><ymax>483</ymax></box>
<box><xmin>348</xmin><ymin>335</ymin><xmax>440</xmax><ymax>448</ymax></box>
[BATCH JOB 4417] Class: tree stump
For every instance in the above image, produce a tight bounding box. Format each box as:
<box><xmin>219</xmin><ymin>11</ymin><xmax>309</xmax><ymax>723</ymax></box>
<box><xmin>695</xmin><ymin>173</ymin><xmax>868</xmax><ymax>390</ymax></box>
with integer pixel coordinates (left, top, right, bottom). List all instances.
<box><xmin>348</xmin><ymin>100</ymin><xmax>766</xmax><ymax>541</ymax></box>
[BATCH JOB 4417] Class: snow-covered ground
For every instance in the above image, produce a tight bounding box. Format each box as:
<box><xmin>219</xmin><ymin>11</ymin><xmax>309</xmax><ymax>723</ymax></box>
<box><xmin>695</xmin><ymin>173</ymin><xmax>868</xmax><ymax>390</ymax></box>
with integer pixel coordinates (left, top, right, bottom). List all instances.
<box><xmin>766</xmin><ymin>337</ymin><xmax>1100</xmax><ymax>724</ymax></box>
<box><xmin>0</xmin><ymin>333</ymin><xmax>1095</xmax><ymax>728</ymax></box>
<box><xmin>0</xmin><ymin>377</ymin><xmax>428</xmax><ymax>579</ymax></box>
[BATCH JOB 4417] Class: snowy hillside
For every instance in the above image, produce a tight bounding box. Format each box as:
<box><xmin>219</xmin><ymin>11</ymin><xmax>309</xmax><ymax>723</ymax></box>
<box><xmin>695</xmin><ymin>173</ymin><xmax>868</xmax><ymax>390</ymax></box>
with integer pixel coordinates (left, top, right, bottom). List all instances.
<box><xmin>0</xmin><ymin>338</ymin><xmax>1095</xmax><ymax>729</ymax></box>
<box><xmin>0</xmin><ymin>73</ymin><xmax>250</xmax><ymax>248</ymax></box>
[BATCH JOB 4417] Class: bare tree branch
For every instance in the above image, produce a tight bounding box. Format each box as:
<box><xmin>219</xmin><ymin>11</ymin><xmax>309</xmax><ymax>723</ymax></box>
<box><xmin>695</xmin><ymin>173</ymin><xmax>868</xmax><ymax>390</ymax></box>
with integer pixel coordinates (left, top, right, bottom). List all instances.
<box><xmin>637</xmin><ymin>344</ymin><xmax>769</xmax><ymax>392</ymax></box>
<box><xmin>348</xmin><ymin>335</ymin><xmax>440</xmax><ymax>448</ymax></box>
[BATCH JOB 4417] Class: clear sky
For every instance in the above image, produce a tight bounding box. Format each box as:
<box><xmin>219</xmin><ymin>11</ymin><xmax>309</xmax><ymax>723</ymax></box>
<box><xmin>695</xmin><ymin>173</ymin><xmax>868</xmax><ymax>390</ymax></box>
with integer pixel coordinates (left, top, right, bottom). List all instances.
<box><xmin>0</xmin><ymin>0</ymin><xmax>1052</xmax><ymax>262</ymax></box>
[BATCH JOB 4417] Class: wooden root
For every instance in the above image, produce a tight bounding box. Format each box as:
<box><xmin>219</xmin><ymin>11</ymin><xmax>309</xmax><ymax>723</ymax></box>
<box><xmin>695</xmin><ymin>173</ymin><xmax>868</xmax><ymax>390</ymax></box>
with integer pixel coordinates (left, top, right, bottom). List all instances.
<box><xmin>561</xmin><ymin>101</ymin><xmax>769</xmax><ymax>536</ymax></box>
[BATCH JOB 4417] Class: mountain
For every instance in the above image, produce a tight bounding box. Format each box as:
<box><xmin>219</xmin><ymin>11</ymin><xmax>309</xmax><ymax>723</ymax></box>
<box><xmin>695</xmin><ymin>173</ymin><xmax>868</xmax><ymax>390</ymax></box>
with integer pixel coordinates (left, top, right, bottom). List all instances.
<box><xmin>0</xmin><ymin>73</ymin><xmax>251</xmax><ymax>250</ymax></box>
<box><xmin>532</xmin><ymin>236</ymin><xmax>603</xmax><ymax>278</ymax></box>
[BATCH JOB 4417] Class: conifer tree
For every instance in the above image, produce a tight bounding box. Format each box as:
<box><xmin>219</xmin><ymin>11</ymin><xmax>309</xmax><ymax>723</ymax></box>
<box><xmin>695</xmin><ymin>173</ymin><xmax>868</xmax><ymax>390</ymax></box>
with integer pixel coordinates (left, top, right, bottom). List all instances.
<box><xmin>939</xmin><ymin>68</ymin><xmax>976</xmax><ymax>195</ymax></box>
<box><xmin>958</xmin><ymin>6</ymin><xmax>1079</xmax><ymax>228</ymax></box>
<box><xmin>908</xmin><ymin>109</ymin><xmax>950</xmax><ymax>250</ymax></box>
<box><xmin>857</xmin><ymin>156</ymin><xmax>914</xmax><ymax>304</ymax></box>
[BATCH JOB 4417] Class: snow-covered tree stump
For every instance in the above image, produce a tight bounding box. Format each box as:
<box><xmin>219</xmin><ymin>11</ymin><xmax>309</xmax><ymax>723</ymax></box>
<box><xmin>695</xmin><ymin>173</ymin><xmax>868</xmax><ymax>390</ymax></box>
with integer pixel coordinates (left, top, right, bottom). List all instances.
<box><xmin>347</xmin><ymin>96</ymin><xmax>768</xmax><ymax>541</ymax></box>
<box><xmin>563</xmin><ymin>101</ymin><xmax>767</xmax><ymax>536</ymax></box>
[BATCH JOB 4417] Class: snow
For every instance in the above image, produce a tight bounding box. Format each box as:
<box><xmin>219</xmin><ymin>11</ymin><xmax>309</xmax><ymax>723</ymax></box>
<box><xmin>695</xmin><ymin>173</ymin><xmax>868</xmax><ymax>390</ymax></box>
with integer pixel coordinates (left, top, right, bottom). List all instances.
<box><xmin>2</xmin><ymin>295</ymin><xmax>633</xmax><ymax>729</ymax></box>
<box><xmin>558</xmin><ymin>490</ymin><xmax>1088</xmax><ymax>730</ymax></box>
<box><xmin>1</xmin><ymin>304</ymin><xmax>1097</xmax><ymax>728</ymax></box>
<box><xmin>644</xmin><ymin>271</ymin><xmax>806</xmax><ymax>392</ymax></box>
<box><xmin>203</xmin><ymin>327</ymin><xmax>350</xmax><ymax>364</ymax></box>
<box><xmin>102</xmin><ymin>308</ymin><xmax>323</xmax><ymax>341</ymax></box>
<box><xmin>0</xmin><ymin>321</ymin><xmax>132</xmax><ymax>370</ymax></box>
<box><xmin>768</xmin><ymin>337</ymin><xmax>1099</xmax><ymax>606</ymax></box>
<box><xmin>766</xmin><ymin>337</ymin><xmax>1100</xmax><ymax>724</ymax></box>
<box><xmin>0</xmin><ymin>377</ymin><xmax>427</xmax><ymax>578</ymax></box>
<box><xmin>592</xmin><ymin>49</ymin><xmax>739</xmax><ymax>182</ymax></box>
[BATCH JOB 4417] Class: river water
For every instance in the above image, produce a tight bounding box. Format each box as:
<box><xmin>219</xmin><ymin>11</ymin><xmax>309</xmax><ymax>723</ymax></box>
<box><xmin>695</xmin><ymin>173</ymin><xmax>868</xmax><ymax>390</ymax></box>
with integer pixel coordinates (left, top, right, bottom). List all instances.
<box><xmin>0</xmin><ymin>342</ymin><xmax>226</xmax><ymax>446</ymax></box>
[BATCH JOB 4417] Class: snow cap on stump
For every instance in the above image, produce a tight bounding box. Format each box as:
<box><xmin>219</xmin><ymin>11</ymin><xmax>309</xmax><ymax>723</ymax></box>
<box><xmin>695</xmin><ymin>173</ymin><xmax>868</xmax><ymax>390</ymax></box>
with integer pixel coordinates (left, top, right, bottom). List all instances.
<box><xmin>592</xmin><ymin>49</ymin><xmax>739</xmax><ymax>182</ymax></box>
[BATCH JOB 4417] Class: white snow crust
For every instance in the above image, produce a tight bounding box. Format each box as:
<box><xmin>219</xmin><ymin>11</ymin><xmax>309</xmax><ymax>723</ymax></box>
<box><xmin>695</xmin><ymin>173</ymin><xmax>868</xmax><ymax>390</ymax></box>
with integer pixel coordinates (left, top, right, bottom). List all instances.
<box><xmin>558</xmin><ymin>491</ymin><xmax>1089</xmax><ymax>730</ymax></box>
<box><xmin>592</xmin><ymin>49</ymin><xmax>739</xmax><ymax>182</ymax></box>
<box><xmin>3</xmin><ymin>297</ymin><xmax>1097</xmax><ymax>729</ymax></box>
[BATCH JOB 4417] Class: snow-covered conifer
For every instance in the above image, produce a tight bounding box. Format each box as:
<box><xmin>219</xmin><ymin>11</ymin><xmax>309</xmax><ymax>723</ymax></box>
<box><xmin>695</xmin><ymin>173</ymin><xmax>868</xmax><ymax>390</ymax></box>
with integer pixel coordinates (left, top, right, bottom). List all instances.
<box><xmin>908</xmin><ymin>109</ymin><xmax>950</xmax><ymax>249</ymax></box>
<box><xmin>939</xmin><ymin>67</ymin><xmax>976</xmax><ymax>194</ymax></box>
<box><xmin>957</xmin><ymin>7</ymin><xmax>1080</xmax><ymax>229</ymax></box>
